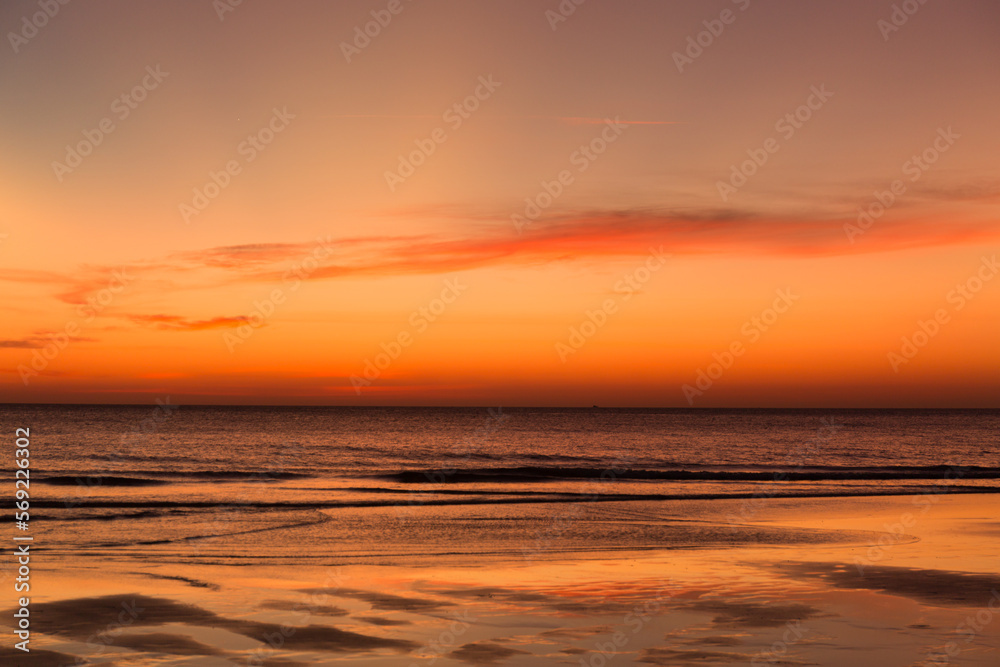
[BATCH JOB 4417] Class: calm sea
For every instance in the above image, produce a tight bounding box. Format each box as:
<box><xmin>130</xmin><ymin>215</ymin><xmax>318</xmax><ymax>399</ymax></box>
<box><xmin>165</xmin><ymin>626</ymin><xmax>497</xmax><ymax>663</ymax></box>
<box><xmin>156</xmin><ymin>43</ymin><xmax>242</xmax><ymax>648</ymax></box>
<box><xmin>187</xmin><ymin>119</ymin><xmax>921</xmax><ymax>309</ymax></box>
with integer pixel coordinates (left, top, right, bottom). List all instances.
<box><xmin>6</xmin><ymin>406</ymin><xmax>999</xmax><ymax>565</ymax></box>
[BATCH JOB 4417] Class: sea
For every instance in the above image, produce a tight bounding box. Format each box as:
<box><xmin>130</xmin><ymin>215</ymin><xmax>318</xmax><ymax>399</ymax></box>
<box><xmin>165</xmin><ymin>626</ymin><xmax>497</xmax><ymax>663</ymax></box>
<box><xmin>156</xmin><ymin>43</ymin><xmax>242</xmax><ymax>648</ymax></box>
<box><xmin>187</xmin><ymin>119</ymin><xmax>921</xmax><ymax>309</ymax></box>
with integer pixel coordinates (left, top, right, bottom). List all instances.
<box><xmin>7</xmin><ymin>405</ymin><xmax>999</xmax><ymax>567</ymax></box>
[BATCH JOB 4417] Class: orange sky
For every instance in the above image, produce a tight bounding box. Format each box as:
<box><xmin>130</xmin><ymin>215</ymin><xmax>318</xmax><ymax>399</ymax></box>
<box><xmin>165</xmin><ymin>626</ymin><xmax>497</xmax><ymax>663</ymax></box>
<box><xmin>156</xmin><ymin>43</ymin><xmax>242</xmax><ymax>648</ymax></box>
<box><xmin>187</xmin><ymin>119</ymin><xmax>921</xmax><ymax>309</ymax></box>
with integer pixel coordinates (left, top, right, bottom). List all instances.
<box><xmin>1</xmin><ymin>0</ymin><xmax>998</xmax><ymax>406</ymax></box>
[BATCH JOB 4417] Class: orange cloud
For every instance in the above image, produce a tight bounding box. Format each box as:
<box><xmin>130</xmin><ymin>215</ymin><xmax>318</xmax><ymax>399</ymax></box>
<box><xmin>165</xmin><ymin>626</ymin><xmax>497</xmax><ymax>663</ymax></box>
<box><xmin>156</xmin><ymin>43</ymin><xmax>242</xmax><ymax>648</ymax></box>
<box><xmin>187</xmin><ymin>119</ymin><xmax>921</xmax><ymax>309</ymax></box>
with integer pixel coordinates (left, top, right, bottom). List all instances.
<box><xmin>0</xmin><ymin>332</ymin><xmax>98</xmax><ymax>348</ymax></box>
<box><xmin>2</xmin><ymin>211</ymin><xmax>997</xmax><ymax>309</ymax></box>
<box><xmin>252</xmin><ymin>211</ymin><xmax>1000</xmax><ymax>282</ymax></box>
<box><xmin>123</xmin><ymin>314</ymin><xmax>250</xmax><ymax>331</ymax></box>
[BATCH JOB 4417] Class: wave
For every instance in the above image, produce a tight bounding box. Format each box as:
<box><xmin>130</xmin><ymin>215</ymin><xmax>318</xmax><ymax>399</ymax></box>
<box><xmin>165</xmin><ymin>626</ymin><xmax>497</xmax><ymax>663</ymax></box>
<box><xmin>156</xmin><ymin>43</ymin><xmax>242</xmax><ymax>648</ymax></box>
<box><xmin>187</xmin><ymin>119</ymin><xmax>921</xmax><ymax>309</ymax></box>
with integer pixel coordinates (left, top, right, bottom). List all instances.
<box><xmin>101</xmin><ymin>454</ymin><xmax>213</xmax><ymax>463</ymax></box>
<box><xmin>380</xmin><ymin>465</ymin><xmax>1000</xmax><ymax>484</ymax></box>
<box><xmin>35</xmin><ymin>470</ymin><xmax>314</xmax><ymax>484</ymax></box>
<box><xmin>439</xmin><ymin>451</ymin><xmax>609</xmax><ymax>463</ymax></box>
<box><xmin>29</xmin><ymin>465</ymin><xmax>998</xmax><ymax>488</ymax></box>
<box><xmin>57</xmin><ymin>509</ymin><xmax>176</xmax><ymax>521</ymax></box>
<box><xmin>28</xmin><ymin>485</ymin><xmax>1000</xmax><ymax>510</ymax></box>
<box><xmin>39</xmin><ymin>476</ymin><xmax>170</xmax><ymax>487</ymax></box>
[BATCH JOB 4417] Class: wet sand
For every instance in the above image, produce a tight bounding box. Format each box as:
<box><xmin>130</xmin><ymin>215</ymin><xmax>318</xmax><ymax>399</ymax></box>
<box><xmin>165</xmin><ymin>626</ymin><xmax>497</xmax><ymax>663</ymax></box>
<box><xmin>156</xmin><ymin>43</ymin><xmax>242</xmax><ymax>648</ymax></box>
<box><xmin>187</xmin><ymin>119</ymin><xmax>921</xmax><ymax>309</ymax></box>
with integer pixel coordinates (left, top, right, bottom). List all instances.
<box><xmin>5</xmin><ymin>493</ymin><xmax>1000</xmax><ymax>666</ymax></box>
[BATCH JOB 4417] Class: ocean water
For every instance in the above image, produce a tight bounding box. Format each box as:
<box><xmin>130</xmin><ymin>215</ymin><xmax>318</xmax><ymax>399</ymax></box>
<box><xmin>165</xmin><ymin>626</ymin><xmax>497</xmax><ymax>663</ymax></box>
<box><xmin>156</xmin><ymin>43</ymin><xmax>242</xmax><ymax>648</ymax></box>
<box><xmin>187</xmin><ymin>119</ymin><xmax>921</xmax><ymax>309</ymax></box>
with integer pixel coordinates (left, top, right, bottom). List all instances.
<box><xmin>7</xmin><ymin>406</ymin><xmax>999</xmax><ymax>565</ymax></box>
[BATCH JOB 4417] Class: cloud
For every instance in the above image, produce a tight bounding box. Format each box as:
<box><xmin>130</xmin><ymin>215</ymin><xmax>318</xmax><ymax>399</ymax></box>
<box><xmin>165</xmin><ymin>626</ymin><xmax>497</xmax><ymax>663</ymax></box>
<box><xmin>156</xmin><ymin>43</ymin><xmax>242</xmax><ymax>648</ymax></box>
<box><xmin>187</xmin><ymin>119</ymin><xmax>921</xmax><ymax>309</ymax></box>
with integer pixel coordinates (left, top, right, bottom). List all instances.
<box><xmin>0</xmin><ymin>339</ymin><xmax>43</xmax><ymax>349</ymax></box>
<box><xmin>123</xmin><ymin>314</ymin><xmax>250</xmax><ymax>331</ymax></box>
<box><xmin>0</xmin><ymin>266</ymin><xmax>133</xmax><ymax>306</ymax></box>
<box><xmin>324</xmin><ymin>113</ymin><xmax>680</xmax><ymax>126</ymax></box>
<box><xmin>1</xmin><ymin>208</ymin><xmax>997</xmax><ymax>309</ymax></box>
<box><xmin>236</xmin><ymin>209</ymin><xmax>1000</xmax><ymax>283</ymax></box>
<box><xmin>172</xmin><ymin>243</ymin><xmax>320</xmax><ymax>270</ymax></box>
<box><xmin>0</xmin><ymin>333</ymin><xmax>98</xmax><ymax>349</ymax></box>
<box><xmin>912</xmin><ymin>180</ymin><xmax>1000</xmax><ymax>203</ymax></box>
<box><xmin>0</xmin><ymin>268</ymin><xmax>70</xmax><ymax>289</ymax></box>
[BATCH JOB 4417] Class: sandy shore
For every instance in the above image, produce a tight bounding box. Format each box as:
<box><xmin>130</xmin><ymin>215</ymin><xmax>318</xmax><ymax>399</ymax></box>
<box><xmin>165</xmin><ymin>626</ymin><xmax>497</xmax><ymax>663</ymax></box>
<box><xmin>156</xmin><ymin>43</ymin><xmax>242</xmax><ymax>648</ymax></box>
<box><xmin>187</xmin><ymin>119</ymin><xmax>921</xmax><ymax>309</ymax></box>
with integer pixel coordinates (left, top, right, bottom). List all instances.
<box><xmin>4</xmin><ymin>493</ymin><xmax>999</xmax><ymax>666</ymax></box>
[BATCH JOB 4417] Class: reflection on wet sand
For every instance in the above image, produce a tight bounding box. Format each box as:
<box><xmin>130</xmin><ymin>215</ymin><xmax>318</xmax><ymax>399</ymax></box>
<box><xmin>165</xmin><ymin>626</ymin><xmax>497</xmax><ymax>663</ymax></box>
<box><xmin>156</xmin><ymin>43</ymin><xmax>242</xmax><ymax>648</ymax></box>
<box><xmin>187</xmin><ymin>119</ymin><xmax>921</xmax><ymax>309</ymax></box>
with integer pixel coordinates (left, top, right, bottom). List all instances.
<box><xmin>0</xmin><ymin>647</ymin><xmax>82</xmax><ymax>667</ymax></box>
<box><xmin>14</xmin><ymin>593</ymin><xmax>415</xmax><ymax>663</ymax></box>
<box><xmin>5</xmin><ymin>494</ymin><xmax>999</xmax><ymax>666</ymax></box>
<box><xmin>449</xmin><ymin>642</ymin><xmax>530</xmax><ymax>665</ymax></box>
<box><xmin>779</xmin><ymin>561</ymin><xmax>1000</xmax><ymax>607</ymax></box>
<box><xmin>685</xmin><ymin>600</ymin><xmax>823</xmax><ymax>627</ymax></box>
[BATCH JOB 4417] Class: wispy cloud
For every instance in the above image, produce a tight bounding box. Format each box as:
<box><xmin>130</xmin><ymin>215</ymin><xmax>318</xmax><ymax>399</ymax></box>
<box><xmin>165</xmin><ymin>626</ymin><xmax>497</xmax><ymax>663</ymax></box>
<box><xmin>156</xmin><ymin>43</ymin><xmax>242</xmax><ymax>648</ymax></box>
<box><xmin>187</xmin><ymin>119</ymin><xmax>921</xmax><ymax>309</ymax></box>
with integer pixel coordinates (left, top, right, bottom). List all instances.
<box><xmin>911</xmin><ymin>180</ymin><xmax>1000</xmax><ymax>203</ymax></box>
<box><xmin>123</xmin><ymin>314</ymin><xmax>251</xmax><ymax>331</ymax></box>
<box><xmin>234</xmin><ymin>210</ymin><xmax>1000</xmax><ymax>283</ymax></box>
<box><xmin>0</xmin><ymin>332</ymin><xmax>98</xmax><ymax>349</ymax></box>
<box><xmin>0</xmin><ymin>339</ymin><xmax>44</xmax><ymax>349</ymax></box>
<box><xmin>172</xmin><ymin>243</ymin><xmax>317</xmax><ymax>270</ymax></box>
<box><xmin>1</xmin><ymin>208</ymin><xmax>997</xmax><ymax>314</ymax></box>
<box><xmin>326</xmin><ymin>113</ymin><xmax>681</xmax><ymax>126</ymax></box>
<box><xmin>0</xmin><ymin>266</ymin><xmax>131</xmax><ymax>306</ymax></box>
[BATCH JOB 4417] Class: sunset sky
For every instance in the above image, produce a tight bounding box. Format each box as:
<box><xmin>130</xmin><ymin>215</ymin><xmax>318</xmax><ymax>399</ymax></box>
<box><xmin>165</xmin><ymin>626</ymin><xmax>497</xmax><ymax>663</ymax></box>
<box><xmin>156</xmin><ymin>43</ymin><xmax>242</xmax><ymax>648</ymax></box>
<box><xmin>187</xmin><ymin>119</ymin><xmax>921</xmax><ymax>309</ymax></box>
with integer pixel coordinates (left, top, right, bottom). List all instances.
<box><xmin>1</xmin><ymin>0</ymin><xmax>998</xmax><ymax>406</ymax></box>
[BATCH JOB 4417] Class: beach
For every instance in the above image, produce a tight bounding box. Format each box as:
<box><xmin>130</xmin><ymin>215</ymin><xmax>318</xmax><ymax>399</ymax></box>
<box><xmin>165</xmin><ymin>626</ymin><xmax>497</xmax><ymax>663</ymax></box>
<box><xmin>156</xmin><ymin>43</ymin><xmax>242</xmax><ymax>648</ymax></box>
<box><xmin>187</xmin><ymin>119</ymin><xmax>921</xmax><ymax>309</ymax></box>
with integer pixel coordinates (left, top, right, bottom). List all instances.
<box><xmin>3</xmin><ymin>407</ymin><xmax>997</xmax><ymax>665</ymax></box>
<box><xmin>6</xmin><ymin>492</ymin><xmax>999</xmax><ymax>666</ymax></box>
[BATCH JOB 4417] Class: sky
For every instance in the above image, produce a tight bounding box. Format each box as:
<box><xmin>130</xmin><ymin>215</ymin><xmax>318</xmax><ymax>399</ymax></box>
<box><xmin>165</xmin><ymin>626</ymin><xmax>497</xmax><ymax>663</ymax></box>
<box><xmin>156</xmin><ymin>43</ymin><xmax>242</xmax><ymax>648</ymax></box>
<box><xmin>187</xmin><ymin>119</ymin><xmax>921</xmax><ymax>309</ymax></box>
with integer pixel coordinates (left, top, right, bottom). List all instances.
<box><xmin>1</xmin><ymin>0</ymin><xmax>998</xmax><ymax>407</ymax></box>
